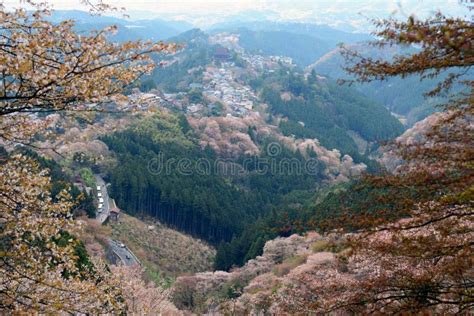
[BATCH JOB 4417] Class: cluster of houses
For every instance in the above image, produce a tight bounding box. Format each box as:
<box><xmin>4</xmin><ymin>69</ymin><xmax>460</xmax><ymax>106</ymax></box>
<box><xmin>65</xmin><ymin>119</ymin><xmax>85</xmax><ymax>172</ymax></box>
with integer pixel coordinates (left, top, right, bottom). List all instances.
<box><xmin>241</xmin><ymin>53</ymin><xmax>294</xmax><ymax>73</ymax></box>
<box><xmin>121</xmin><ymin>39</ymin><xmax>295</xmax><ymax>120</ymax></box>
<box><xmin>209</xmin><ymin>33</ymin><xmax>242</xmax><ymax>54</ymax></box>
<box><xmin>159</xmin><ymin>92</ymin><xmax>212</xmax><ymax>115</ymax></box>
<box><xmin>201</xmin><ymin>65</ymin><xmax>255</xmax><ymax>117</ymax></box>
<box><xmin>149</xmin><ymin>63</ymin><xmax>258</xmax><ymax>118</ymax></box>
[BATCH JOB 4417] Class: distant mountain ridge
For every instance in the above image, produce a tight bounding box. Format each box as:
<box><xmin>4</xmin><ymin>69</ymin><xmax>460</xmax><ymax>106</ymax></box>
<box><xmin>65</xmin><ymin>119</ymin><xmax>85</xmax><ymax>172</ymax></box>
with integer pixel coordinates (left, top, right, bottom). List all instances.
<box><xmin>308</xmin><ymin>43</ymin><xmax>471</xmax><ymax>124</ymax></box>
<box><xmin>48</xmin><ymin>10</ymin><xmax>193</xmax><ymax>41</ymax></box>
<box><xmin>210</xmin><ymin>22</ymin><xmax>371</xmax><ymax>66</ymax></box>
<box><xmin>47</xmin><ymin>10</ymin><xmax>371</xmax><ymax>66</ymax></box>
<box><xmin>230</xmin><ymin>28</ymin><xmax>334</xmax><ymax>66</ymax></box>
<box><xmin>210</xmin><ymin>21</ymin><xmax>371</xmax><ymax>43</ymax></box>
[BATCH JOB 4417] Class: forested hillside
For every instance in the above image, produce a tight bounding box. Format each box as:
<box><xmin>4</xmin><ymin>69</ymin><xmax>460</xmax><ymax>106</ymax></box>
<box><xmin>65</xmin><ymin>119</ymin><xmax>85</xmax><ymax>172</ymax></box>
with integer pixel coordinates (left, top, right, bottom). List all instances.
<box><xmin>4</xmin><ymin>1</ymin><xmax>471</xmax><ymax>314</ymax></box>
<box><xmin>103</xmin><ymin>112</ymin><xmax>326</xmax><ymax>244</ymax></box>
<box><xmin>210</xmin><ymin>21</ymin><xmax>371</xmax><ymax>44</ymax></box>
<box><xmin>103</xmin><ymin>113</ymin><xmax>257</xmax><ymax>243</ymax></box>
<box><xmin>213</xmin><ymin>176</ymin><xmax>416</xmax><ymax>271</ymax></box>
<box><xmin>234</xmin><ymin>28</ymin><xmax>333</xmax><ymax>66</ymax></box>
<box><xmin>211</xmin><ymin>22</ymin><xmax>371</xmax><ymax>66</ymax></box>
<box><xmin>109</xmin><ymin>28</ymin><xmax>407</xmax><ymax>268</ymax></box>
<box><xmin>255</xmin><ymin>69</ymin><xmax>404</xmax><ymax>167</ymax></box>
<box><xmin>310</xmin><ymin>44</ymin><xmax>472</xmax><ymax>124</ymax></box>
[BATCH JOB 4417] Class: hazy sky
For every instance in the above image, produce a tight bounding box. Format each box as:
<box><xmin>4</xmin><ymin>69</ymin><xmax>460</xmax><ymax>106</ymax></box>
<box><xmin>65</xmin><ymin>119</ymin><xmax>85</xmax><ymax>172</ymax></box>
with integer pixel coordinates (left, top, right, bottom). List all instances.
<box><xmin>2</xmin><ymin>0</ymin><xmax>469</xmax><ymax>28</ymax></box>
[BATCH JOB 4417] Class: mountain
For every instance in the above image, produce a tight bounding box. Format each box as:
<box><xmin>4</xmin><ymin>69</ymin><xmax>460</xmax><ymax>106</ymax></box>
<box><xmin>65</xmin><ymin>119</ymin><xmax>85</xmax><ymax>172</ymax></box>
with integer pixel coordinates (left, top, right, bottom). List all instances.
<box><xmin>169</xmin><ymin>28</ymin><xmax>209</xmax><ymax>43</ymax></box>
<box><xmin>172</xmin><ymin>232</ymin><xmax>348</xmax><ymax>314</ymax></box>
<box><xmin>147</xmin><ymin>29</ymin><xmax>404</xmax><ymax>160</ymax></box>
<box><xmin>108</xmin><ymin>213</ymin><xmax>215</xmax><ymax>283</ymax></box>
<box><xmin>232</xmin><ymin>28</ymin><xmax>334</xmax><ymax>66</ymax></box>
<box><xmin>210</xmin><ymin>22</ymin><xmax>371</xmax><ymax>66</ymax></box>
<box><xmin>104</xmin><ymin>29</ymin><xmax>406</xmax><ymax>268</ymax></box>
<box><xmin>146</xmin><ymin>29</ymin><xmax>215</xmax><ymax>92</ymax></box>
<box><xmin>210</xmin><ymin>21</ymin><xmax>371</xmax><ymax>44</ymax></box>
<box><xmin>309</xmin><ymin>43</ymin><xmax>470</xmax><ymax>125</ymax></box>
<box><xmin>49</xmin><ymin>10</ymin><xmax>193</xmax><ymax>41</ymax></box>
<box><xmin>147</xmin><ymin>30</ymin><xmax>404</xmax><ymax>156</ymax></box>
<box><xmin>254</xmin><ymin>69</ymin><xmax>404</xmax><ymax>163</ymax></box>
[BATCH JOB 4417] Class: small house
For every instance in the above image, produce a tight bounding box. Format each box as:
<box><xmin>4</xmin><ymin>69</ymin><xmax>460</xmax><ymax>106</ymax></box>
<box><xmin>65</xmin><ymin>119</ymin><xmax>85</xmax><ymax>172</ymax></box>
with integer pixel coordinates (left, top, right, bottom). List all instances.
<box><xmin>109</xmin><ymin>199</ymin><xmax>121</xmax><ymax>222</ymax></box>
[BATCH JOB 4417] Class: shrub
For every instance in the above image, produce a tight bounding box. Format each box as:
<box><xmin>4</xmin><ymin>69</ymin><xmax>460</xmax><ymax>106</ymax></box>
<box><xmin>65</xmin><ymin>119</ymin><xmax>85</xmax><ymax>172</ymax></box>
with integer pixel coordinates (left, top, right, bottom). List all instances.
<box><xmin>272</xmin><ymin>255</ymin><xmax>308</xmax><ymax>277</ymax></box>
<box><xmin>79</xmin><ymin>168</ymin><xmax>96</xmax><ymax>188</ymax></box>
<box><xmin>310</xmin><ymin>240</ymin><xmax>330</xmax><ymax>253</ymax></box>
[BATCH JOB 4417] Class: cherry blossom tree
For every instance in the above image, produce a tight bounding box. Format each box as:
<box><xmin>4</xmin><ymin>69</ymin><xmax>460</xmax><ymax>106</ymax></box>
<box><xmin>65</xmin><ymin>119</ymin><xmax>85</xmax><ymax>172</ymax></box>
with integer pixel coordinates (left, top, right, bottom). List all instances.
<box><xmin>0</xmin><ymin>1</ymin><xmax>175</xmax><ymax>313</ymax></box>
<box><xmin>302</xmin><ymin>12</ymin><xmax>474</xmax><ymax>313</ymax></box>
<box><xmin>111</xmin><ymin>265</ymin><xmax>179</xmax><ymax>314</ymax></box>
<box><xmin>0</xmin><ymin>156</ymin><xmax>125</xmax><ymax>313</ymax></box>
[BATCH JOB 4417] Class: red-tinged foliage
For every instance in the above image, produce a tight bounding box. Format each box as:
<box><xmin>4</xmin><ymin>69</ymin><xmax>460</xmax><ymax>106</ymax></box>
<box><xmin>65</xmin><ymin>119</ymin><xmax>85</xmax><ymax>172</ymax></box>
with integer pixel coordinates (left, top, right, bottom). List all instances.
<box><xmin>0</xmin><ymin>1</ymin><xmax>175</xmax><ymax>146</ymax></box>
<box><xmin>293</xmin><ymin>12</ymin><xmax>474</xmax><ymax>313</ymax></box>
<box><xmin>0</xmin><ymin>1</ymin><xmax>175</xmax><ymax>314</ymax></box>
<box><xmin>340</xmin><ymin>12</ymin><xmax>473</xmax><ymax>98</ymax></box>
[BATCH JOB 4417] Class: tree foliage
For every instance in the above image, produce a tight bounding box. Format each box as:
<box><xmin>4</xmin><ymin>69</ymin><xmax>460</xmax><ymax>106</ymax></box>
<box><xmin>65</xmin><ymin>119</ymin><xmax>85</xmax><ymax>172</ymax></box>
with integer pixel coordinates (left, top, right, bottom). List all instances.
<box><xmin>257</xmin><ymin>68</ymin><xmax>404</xmax><ymax>167</ymax></box>
<box><xmin>0</xmin><ymin>1</ymin><xmax>175</xmax><ymax>145</ymax></box>
<box><xmin>294</xmin><ymin>13</ymin><xmax>474</xmax><ymax>313</ymax></box>
<box><xmin>0</xmin><ymin>1</ymin><xmax>174</xmax><ymax>313</ymax></box>
<box><xmin>111</xmin><ymin>265</ymin><xmax>177</xmax><ymax>314</ymax></box>
<box><xmin>102</xmin><ymin>113</ymin><xmax>323</xmax><ymax>247</ymax></box>
<box><xmin>341</xmin><ymin>13</ymin><xmax>473</xmax><ymax>99</ymax></box>
<box><xmin>0</xmin><ymin>156</ymin><xmax>124</xmax><ymax>313</ymax></box>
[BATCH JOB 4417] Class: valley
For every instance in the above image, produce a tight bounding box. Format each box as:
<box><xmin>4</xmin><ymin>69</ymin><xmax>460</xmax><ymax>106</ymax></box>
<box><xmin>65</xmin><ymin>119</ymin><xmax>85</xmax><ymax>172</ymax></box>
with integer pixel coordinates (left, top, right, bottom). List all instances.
<box><xmin>1</xmin><ymin>2</ymin><xmax>471</xmax><ymax>314</ymax></box>
<box><xmin>24</xmin><ymin>17</ymin><xmax>434</xmax><ymax>279</ymax></box>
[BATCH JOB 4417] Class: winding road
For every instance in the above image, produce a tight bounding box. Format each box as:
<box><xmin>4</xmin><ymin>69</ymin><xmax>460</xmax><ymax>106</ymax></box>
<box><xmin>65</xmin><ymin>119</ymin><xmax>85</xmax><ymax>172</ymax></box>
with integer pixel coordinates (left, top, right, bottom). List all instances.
<box><xmin>109</xmin><ymin>239</ymin><xmax>140</xmax><ymax>266</ymax></box>
<box><xmin>95</xmin><ymin>175</ymin><xmax>140</xmax><ymax>266</ymax></box>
